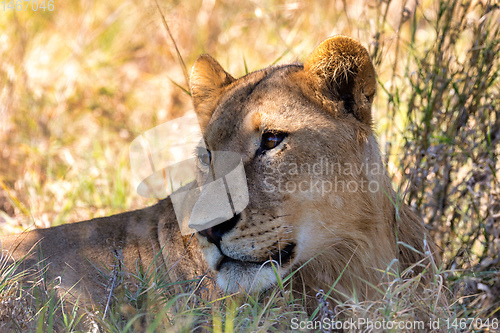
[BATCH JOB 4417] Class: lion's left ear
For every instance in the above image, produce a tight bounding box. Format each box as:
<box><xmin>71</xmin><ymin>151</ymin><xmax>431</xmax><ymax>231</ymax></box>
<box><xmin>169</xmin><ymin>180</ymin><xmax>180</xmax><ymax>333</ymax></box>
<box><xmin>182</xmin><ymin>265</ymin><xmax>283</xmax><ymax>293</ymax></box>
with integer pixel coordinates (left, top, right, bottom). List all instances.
<box><xmin>304</xmin><ymin>36</ymin><xmax>376</xmax><ymax>125</ymax></box>
<box><xmin>190</xmin><ymin>54</ymin><xmax>235</xmax><ymax>131</ymax></box>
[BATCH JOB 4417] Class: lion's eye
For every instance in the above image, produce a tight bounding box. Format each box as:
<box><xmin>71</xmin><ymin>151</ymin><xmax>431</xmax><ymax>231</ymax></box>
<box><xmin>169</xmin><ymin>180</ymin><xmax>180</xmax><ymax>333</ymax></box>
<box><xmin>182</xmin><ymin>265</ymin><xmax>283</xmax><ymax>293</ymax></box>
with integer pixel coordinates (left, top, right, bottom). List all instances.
<box><xmin>197</xmin><ymin>148</ymin><xmax>211</xmax><ymax>166</ymax></box>
<box><xmin>261</xmin><ymin>132</ymin><xmax>286</xmax><ymax>150</ymax></box>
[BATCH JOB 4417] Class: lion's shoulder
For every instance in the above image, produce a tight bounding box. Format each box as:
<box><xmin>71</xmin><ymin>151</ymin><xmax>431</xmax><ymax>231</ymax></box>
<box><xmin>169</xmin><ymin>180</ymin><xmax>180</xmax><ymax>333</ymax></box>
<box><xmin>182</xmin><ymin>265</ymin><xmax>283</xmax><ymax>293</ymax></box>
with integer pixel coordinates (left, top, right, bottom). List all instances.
<box><xmin>0</xmin><ymin>198</ymin><xmax>209</xmax><ymax>307</ymax></box>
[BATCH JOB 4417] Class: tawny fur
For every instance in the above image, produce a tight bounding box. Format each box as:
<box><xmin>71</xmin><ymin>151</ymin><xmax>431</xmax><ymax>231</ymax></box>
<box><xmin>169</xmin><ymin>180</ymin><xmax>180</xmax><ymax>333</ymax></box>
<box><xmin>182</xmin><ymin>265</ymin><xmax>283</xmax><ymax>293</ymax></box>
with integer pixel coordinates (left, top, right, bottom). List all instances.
<box><xmin>190</xmin><ymin>36</ymin><xmax>438</xmax><ymax>304</ymax></box>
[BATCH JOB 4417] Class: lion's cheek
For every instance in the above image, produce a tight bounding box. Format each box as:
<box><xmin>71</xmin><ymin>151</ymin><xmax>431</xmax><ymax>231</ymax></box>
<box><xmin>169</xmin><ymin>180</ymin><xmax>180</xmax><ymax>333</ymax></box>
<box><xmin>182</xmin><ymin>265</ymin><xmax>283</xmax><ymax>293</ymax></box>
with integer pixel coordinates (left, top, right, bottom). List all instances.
<box><xmin>294</xmin><ymin>223</ymin><xmax>332</xmax><ymax>261</ymax></box>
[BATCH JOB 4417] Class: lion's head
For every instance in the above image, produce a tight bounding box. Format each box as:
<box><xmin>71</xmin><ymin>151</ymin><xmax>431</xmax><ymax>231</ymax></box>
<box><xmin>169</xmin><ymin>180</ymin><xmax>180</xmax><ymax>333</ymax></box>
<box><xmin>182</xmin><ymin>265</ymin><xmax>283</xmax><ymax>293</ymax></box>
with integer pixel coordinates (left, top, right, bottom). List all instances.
<box><xmin>188</xmin><ymin>36</ymin><xmax>434</xmax><ymax>300</ymax></box>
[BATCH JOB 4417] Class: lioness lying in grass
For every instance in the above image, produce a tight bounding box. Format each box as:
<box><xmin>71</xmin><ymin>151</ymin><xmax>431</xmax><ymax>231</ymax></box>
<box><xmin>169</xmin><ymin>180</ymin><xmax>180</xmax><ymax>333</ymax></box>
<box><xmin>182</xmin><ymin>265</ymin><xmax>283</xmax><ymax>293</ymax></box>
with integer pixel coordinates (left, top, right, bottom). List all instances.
<box><xmin>1</xmin><ymin>36</ymin><xmax>438</xmax><ymax>316</ymax></box>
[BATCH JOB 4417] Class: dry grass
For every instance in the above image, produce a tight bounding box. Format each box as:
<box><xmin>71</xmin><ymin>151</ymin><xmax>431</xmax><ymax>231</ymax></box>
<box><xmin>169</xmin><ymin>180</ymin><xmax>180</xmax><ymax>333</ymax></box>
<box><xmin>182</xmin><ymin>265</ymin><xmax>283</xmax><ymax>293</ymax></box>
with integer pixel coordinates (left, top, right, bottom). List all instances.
<box><xmin>0</xmin><ymin>0</ymin><xmax>499</xmax><ymax>331</ymax></box>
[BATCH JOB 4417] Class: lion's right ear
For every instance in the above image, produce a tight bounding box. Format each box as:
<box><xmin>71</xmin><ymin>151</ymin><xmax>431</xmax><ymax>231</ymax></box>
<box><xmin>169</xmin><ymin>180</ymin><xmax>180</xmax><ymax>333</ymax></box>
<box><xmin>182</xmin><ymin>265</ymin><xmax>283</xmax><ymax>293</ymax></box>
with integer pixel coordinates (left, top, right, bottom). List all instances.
<box><xmin>304</xmin><ymin>36</ymin><xmax>376</xmax><ymax>126</ymax></box>
<box><xmin>190</xmin><ymin>55</ymin><xmax>235</xmax><ymax>131</ymax></box>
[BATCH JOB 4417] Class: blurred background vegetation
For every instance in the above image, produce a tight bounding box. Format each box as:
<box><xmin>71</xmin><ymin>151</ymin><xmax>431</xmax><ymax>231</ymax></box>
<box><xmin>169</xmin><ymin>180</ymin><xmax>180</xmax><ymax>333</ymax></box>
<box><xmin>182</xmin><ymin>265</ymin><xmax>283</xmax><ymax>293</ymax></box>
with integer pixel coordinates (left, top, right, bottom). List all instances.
<box><xmin>0</xmin><ymin>0</ymin><xmax>499</xmax><ymax>329</ymax></box>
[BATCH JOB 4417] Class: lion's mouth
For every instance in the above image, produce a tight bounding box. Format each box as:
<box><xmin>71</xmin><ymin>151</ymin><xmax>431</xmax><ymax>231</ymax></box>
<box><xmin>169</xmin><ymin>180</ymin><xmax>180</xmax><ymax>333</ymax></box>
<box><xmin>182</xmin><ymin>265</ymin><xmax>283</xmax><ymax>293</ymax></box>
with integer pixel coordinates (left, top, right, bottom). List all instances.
<box><xmin>215</xmin><ymin>243</ymin><xmax>296</xmax><ymax>271</ymax></box>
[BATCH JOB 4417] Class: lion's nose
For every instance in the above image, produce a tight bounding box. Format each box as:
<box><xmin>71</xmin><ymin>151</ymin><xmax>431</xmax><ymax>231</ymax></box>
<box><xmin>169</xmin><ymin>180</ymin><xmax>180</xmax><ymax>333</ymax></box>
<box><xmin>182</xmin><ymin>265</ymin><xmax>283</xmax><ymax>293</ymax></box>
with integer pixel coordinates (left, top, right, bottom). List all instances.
<box><xmin>199</xmin><ymin>213</ymin><xmax>241</xmax><ymax>247</ymax></box>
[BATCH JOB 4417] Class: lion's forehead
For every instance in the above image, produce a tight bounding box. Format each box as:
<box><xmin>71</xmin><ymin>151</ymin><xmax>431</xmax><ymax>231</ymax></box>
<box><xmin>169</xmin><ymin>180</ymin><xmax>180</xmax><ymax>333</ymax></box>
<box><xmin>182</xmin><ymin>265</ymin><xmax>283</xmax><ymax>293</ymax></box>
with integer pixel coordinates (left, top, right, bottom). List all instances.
<box><xmin>204</xmin><ymin>64</ymin><xmax>308</xmax><ymax>150</ymax></box>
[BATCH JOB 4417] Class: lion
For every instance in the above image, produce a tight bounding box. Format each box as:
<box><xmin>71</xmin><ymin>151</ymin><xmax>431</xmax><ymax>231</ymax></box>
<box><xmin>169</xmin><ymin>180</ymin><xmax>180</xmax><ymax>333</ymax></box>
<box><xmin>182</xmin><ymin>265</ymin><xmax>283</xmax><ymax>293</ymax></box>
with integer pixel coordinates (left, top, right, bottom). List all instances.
<box><xmin>189</xmin><ymin>35</ymin><xmax>438</xmax><ymax>303</ymax></box>
<box><xmin>0</xmin><ymin>36</ymin><xmax>437</xmax><ymax>316</ymax></box>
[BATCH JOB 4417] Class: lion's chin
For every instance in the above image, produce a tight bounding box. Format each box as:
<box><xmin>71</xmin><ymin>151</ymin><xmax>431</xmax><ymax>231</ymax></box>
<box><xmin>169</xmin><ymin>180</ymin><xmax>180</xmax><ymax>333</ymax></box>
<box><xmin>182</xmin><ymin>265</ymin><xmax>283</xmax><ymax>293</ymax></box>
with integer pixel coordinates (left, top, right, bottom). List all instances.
<box><xmin>215</xmin><ymin>261</ymin><xmax>281</xmax><ymax>293</ymax></box>
<box><xmin>201</xmin><ymin>242</ymin><xmax>297</xmax><ymax>293</ymax></box>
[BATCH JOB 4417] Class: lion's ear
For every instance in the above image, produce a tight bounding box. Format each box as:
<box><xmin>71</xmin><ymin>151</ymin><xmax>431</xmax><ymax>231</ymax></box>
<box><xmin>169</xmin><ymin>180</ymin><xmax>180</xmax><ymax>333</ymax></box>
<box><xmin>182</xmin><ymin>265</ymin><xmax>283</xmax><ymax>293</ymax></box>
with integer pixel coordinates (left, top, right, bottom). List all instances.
<box><xmin>190</xmin><ymin>55</ymin><xmax>235</xmax><ymax>131</ymax></box>
<box><xmin>304</xmin><ymin>36</ymin><xmax>376</xmax><ymax>125</ymax></box>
